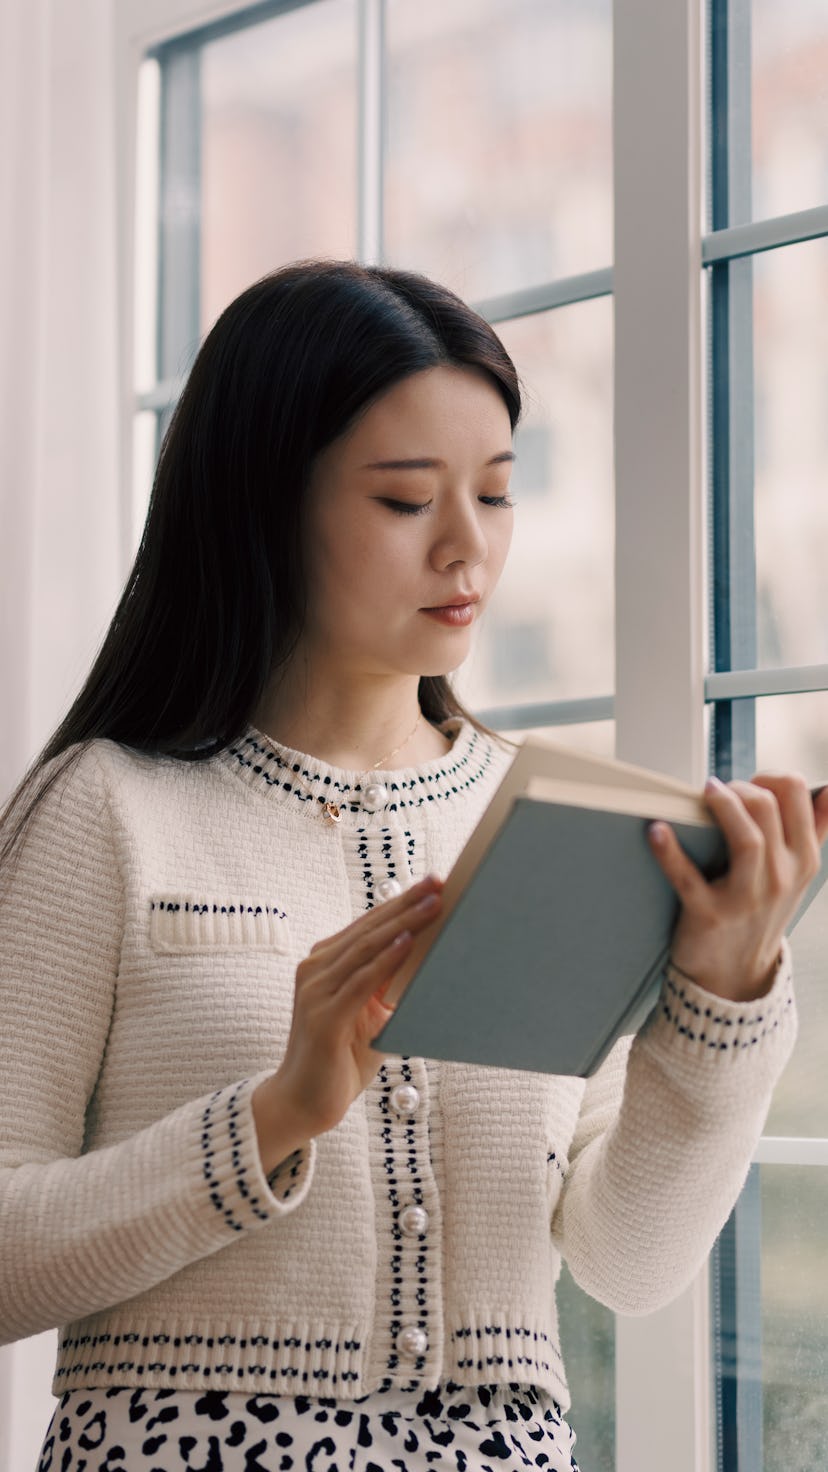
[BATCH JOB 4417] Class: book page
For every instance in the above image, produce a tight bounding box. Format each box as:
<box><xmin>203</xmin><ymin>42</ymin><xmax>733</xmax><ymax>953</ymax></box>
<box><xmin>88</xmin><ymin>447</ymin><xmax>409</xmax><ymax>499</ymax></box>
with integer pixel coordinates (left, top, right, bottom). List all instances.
<box><xmin>517</xmin><ymin>734</ymin><xmax>700</xmax><ymax>796</ymax></box>
<box><xmin>524</xmin><ymin>776</ymin><xmax>712</xmax><ymax>826</ymax></box>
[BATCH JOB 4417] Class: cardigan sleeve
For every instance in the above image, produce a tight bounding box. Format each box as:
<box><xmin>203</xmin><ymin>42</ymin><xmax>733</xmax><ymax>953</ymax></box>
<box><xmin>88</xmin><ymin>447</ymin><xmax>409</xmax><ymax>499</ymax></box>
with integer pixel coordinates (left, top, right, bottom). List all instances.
<box><xmin>0</xmin><ymin>745</ymin><xmax>316</xmax><ymax>1348</ymax></box>
<box><xmin>550</xmin><ymin>943</ymin><xmax>796</xmax><ymax>1315</ymax></box>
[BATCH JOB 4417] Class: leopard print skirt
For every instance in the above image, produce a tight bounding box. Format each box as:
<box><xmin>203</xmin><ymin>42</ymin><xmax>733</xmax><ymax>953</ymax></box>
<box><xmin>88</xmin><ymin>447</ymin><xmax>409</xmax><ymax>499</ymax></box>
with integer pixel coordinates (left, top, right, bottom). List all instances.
<box><xmin>36</xmin><ymin>1381</ymin><xmax>580</xmax><ymax>1470</ymax></box>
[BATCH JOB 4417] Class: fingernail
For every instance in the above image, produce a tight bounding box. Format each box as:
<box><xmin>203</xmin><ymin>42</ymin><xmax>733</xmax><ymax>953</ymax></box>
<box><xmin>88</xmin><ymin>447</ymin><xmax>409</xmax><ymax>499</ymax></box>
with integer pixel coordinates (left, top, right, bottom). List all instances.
<box><xmin>392</xmin><ymin>929</ymin><xmax>412</xmax><ymax>948</ymax></box>
<box><xmin>416</xmin><ymin>893</ymin><xmax>440</xmax><ymax>912</ymax></box>
<box><xmin>705</xmin><ymin>775</ymin><xmax>725</xmax><ymax>793</ymax></box>
<box><xmin>648</xmin><ymin>821</ymin><xmax>667</xmax><ymax>845</ymax></box>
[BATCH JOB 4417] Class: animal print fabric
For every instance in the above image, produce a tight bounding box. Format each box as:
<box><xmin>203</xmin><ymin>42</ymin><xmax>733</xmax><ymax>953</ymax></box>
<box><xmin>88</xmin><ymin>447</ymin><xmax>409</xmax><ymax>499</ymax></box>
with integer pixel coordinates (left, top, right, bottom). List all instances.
<box><xmin>36</xmin><ymin>1381</ymin><xmax>581</xmax><ymax>1470</ymax></box>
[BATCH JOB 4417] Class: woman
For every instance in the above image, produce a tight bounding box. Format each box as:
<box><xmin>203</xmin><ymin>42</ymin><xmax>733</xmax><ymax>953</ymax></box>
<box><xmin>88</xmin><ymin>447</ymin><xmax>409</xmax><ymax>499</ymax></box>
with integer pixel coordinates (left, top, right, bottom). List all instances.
<box><xmin>2</xmin><ymin>260</ymin><xmax>824</xmax><ymax>1471</ymax></box>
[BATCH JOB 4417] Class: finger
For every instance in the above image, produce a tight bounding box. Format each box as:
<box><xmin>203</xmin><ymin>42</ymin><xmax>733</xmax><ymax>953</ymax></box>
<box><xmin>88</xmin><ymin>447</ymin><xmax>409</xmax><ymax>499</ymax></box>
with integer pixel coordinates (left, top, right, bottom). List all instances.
<box><xmin>728</xmin><ymin>778</ymin><xmax>787</xmax><ymax>856</ymax></box>
<box><xmin>749</xmin><ymin>772</ymin><xmax>820</xmax><ymax>872</ymax></box>
<box><xmin>339</xmin><ymin>926</ymin><xmax>417</xmax><ymax>1011</ymax></box>
<box><xmin>702</xmin><ymin>776</ymin><xmax>767</xmax><ymax>879</ymax></box>
<box><xmin>315</xmin><ymin>890</ymin><xmax>443</xmax><ymax>994</ymax></box>
<box><xmin>309</xmin><ymin>874</ymin><xmax>443</xmax><ymax>961</ymax></box>
<box><xmin>647</xmin><ymin>821</ymin><xmax>712</xmax><ymax>910</ymax></box>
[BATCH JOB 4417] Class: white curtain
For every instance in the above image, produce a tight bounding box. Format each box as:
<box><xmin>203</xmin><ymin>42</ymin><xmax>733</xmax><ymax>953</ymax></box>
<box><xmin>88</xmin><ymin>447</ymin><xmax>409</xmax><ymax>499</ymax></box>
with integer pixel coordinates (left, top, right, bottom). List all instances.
<box><xmin>0</xmin><ymin>0</ymin><xmax>122</xmax><ymax>803</ymax></box>
<box><xmin>0</xmin><ymin>0</ymin><xmax>123</xmax><ymax>1462</ymax></box>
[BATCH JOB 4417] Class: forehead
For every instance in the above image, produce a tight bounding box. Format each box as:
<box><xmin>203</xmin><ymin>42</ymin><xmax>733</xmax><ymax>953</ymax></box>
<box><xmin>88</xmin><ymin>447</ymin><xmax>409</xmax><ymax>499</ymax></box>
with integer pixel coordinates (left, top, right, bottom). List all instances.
<box><xmin>338</xmin><ymin>365</ymin><xmax>512</xmax><ymax>463</ymax></box>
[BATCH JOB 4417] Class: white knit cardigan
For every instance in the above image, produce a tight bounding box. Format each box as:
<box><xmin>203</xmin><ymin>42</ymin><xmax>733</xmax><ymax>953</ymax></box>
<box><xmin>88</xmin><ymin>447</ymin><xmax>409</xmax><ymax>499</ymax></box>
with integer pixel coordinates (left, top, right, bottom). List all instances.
<box><xmin>0</xmin><ymin>721</ymin><xmax>796</xmax><ymax>1413</ymax></box>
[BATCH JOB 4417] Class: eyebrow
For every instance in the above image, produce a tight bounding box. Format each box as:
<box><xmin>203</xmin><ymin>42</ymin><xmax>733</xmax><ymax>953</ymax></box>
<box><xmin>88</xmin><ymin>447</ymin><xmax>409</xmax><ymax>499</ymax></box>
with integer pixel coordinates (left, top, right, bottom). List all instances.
<box><xmin>360</xmin><ymin>451</ymin><xmax>516</xmax><ymax>471</ymax></box>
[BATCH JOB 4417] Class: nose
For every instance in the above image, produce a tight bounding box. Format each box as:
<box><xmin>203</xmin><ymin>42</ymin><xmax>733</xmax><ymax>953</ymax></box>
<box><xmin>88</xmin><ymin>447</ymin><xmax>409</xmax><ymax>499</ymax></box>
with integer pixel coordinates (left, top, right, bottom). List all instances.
<box><xmin>429</xmin><ymin>494</ymin><xmax>488</xmax><ymax>571</ymax></box>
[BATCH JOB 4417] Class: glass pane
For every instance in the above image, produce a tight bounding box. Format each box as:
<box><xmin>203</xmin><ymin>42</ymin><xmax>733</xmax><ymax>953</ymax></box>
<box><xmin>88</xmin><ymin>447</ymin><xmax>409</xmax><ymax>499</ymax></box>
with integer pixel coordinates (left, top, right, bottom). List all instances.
<box><xmin>755</xmin><ymin>689</ymin><xmax>828</xmax><ymax>776</ymax></box>
<box><xmin>765</xmin><ymin>863</ymin><xmax>828</xmax><ymax>1137</ymax></box>
<box><xmin>754</xmin><ymin>694</ymin><xmax>828</xmax><ymax>1137</ymax></box>
<box><xmin>753</xmin><ymin>1</ymin><xmax>828</xmax><ymax>222</ymax></box>
<box><xmin>761</xmin><ymin>1164</ymin><xmax>828</xmax><ymax>1469</ymax></box>
<box><xmin>456</xmin><ymin>300</ymin><xmax>614</xmax><ymax>710</ymax></box>
<box><xmin>557</xmin><ymin>1261</ymin><xmax>615</xmax><ymax>1469</ymax></box>
<box><xmin>754</xmin><ymin>239</ymin><xmax>828</xmax><ymax>668</ymax></box>
<box><xmin>384</xmin><ymin>0</ymin><xmax>612</xmax><ymax>302</ymax></box>
<box><xmin>200</xmin><ymin>1</ymin><xmax>358</xmax><ymax>332</ymax></box>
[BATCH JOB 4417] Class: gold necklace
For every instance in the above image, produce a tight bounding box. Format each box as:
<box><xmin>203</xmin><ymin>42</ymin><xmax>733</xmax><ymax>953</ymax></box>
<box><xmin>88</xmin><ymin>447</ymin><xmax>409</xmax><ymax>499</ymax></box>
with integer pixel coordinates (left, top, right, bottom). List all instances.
<box><xmin>265</xmin><ymin>710</ymin><xmax>423</xmax><ymax>825</ymax></box>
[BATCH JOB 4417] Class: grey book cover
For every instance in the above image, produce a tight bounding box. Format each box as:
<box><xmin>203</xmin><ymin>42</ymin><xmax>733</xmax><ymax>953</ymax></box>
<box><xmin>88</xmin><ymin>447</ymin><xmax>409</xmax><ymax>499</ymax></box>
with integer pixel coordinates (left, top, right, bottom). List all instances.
<box><xmin>377</xmin><ymin>797</ymin><xmax>755</xmax><ymax>1077</ymax></box>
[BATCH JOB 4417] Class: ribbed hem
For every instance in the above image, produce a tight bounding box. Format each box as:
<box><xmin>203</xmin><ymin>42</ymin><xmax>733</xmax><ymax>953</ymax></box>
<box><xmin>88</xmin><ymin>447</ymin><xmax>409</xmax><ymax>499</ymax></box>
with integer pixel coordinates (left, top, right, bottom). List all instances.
<box><xmin>53</xmin><ymin>1314</ymin><xmax>365</xmax><ymax>1395</ymax></box>
<box><xmin>51</xmin><ymin>1307</ymin><xmax>571</xmax><ymax>1409</ymax></box>
<box><xmin>445</xmin><ymin>1309</ymin><xmax>570</xmax><ymax>1412</ymax></box>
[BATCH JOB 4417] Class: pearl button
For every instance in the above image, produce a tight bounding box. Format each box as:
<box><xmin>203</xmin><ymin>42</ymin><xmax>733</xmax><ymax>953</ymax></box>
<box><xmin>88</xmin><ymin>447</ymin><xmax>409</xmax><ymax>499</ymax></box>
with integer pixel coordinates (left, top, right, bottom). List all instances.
<box><xmin>376</xmin><ymin>876</ymin><xmax>403</xmax><ymax>902</ymax></box>
<box><xmin>400</xmin><ymin>1205</ymin><xmax>429</xmax><ymax>1236</ymax></box>
<box><xmin>390</xmin><ymin>1083</ymin><xmax>420</xmax><ymax>1116</ymax></box>
<box><xmin>362</xmin><ymin>781</ymin><xmax>389</xmax><ymax>812</ymax></box>
<box><xmin>397</xmin><ymin>1326</ymin><xmax>428</xmax><ymax>1359</ymax></box>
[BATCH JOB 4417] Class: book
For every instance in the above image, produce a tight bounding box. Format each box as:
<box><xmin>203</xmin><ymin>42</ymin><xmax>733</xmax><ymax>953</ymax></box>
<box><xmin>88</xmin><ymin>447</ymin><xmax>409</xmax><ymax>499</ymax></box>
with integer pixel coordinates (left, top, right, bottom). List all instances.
<box><xmin>375</xmin><ymin>736</ymin><xmax>828</xmax><ymax>1078</ymax></box>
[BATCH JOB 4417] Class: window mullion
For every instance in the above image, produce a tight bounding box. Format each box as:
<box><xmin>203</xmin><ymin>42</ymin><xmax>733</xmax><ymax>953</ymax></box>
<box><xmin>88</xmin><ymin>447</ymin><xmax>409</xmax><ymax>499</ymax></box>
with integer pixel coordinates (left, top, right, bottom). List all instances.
<box><xmin>710</xmin><ymin>0</ymin><xmax>756</xmax><ymax>783</ymax></box>
<box><xmin>613</xmin><ymin>0</ymin><xmax>705</xmax><ymax>787</ymax></box>
<box><xmin>613</xmin><ymin>0</ymin><xmax>709</xmax><ymax>1466</ymax></box>
<box><xmin>711</xmin><ymin>1167</ymin><xmax>764</xmax><ymax>1472</ymax></box>
<box><xmin>357</xmin><ymin>0</ymin><xmax>385</xmax><ymax>265</ymax></box>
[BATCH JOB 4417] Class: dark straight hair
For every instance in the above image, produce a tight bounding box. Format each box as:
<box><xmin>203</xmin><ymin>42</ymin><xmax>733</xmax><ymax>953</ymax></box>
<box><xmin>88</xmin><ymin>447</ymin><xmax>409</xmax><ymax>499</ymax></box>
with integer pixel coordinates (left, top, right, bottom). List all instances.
<box><xmin>1</xmin><ymin>259</ymin><xmax>522</xmax><ymax>863</ymax></box>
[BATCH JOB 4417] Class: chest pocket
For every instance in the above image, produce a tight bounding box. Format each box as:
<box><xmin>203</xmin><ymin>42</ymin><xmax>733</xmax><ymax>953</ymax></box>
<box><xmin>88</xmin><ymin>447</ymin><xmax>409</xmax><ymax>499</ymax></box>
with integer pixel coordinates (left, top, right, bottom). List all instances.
<box><xmin>149</xmin><ymin>896</ymin><xmax>292</xmax><ymax>954</ymax></box>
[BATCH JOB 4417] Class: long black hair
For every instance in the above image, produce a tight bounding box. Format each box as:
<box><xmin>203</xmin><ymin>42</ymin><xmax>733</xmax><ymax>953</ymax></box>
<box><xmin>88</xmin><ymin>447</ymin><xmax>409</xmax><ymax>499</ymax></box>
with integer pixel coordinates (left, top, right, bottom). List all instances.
<box><xmin>1</xmin><ymin>259</ymin><xmax>522</xmax><ymax>863</ymax></box>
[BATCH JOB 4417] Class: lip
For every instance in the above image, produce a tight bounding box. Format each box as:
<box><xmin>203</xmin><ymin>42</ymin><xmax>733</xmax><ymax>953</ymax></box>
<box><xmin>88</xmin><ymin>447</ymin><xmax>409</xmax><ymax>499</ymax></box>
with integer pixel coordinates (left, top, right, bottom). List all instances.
<box><xmin>418</xmin><ymin>594</ymin><xmax>477</xmax><ymax>624</ymax></box>
<box><xmin>421</xmin><ymin>593</ymin><xmax>482</xmax><ymax>610</ymax></box>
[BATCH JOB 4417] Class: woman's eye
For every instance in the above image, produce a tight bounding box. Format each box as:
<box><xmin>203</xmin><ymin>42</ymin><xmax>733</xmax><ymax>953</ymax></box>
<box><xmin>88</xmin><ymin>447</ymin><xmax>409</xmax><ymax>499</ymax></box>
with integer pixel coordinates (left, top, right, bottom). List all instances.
<box><xmin>480</xmin><ymin>495</ymin><xmax>516</xmax><ymax>509</ymax></box>
<box><xmin>382</xmin><ymin>499</ymin><xmax>432</xmax><ymax>517</ymax></box>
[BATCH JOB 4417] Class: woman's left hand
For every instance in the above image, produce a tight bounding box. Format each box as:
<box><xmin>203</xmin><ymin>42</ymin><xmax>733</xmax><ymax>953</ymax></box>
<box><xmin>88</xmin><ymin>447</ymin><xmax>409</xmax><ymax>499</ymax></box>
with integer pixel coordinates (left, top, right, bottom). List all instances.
<box><xmin>648</xmin><ymin>774</ymin><xmax>828</xmax><ymax>1003</ymax></box>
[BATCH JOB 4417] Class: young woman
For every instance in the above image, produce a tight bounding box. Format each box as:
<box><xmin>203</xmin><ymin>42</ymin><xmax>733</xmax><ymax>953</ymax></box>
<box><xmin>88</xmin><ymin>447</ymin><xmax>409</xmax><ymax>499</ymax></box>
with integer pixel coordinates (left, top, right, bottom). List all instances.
<box><xmin>2</xmin><ymin>260</ymin><xmax>825</xmax><ymax>1472</ymax></box>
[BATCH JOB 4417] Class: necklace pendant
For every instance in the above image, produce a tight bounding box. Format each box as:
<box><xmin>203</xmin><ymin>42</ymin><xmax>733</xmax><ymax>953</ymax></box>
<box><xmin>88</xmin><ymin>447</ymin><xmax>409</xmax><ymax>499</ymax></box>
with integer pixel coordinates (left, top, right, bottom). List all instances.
<box><xmin>323</xmin><ymin>801</ymin><xmax>342</xmax><ymax>825</ymax></box>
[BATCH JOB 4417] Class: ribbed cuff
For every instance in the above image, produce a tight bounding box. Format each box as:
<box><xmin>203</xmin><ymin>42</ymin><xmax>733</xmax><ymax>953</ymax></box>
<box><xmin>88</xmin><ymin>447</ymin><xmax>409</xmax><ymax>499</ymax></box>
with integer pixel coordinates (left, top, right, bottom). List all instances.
<box><xmin>638</xmin><ymin>936</ymin><xmax>797</xmax><ymax>1086</ymax></box>
<box><xmin>197</xmin><ymin>1074</ymin><xmax>316</xmax><ymax>1233</ymax></box>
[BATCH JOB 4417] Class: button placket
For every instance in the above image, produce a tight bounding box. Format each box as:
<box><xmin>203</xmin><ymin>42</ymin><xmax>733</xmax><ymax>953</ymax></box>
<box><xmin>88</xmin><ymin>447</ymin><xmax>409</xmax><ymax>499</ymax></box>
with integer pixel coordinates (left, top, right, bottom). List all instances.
<box><xmin>372</xmin><ymin>827</ymin><xmax>415</xmax><ymax>908</ymax></box>
<box><xmin>367</xmin><ymin>1057</ymin><xmax>443</xmax><ymax>1388</ymax></box>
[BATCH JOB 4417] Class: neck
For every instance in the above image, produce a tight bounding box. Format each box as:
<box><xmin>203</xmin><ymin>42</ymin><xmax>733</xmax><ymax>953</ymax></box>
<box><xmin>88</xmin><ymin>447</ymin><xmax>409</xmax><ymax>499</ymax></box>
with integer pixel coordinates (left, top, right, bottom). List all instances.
<box><xmin>252</xmin><ymin>656</ymin><xmax>453</xmax><ymax>770</ymax></box>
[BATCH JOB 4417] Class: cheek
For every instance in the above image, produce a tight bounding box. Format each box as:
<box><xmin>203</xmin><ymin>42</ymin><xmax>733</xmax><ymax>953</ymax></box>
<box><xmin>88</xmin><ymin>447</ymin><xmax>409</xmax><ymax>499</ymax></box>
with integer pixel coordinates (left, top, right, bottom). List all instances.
<box><xmin>488</xmin><ymin>514</ymin><xmax>514</xmax><ymax>579</ymax></box>
<box><xmin>310</xmin><ymin>521</ymin><xmax>420</xmax><ymax>616</ymax></box>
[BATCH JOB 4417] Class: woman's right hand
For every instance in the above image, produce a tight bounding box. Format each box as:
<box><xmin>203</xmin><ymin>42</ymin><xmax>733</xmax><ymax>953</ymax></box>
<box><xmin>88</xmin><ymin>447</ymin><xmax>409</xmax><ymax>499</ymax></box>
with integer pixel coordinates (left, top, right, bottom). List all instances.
<box><xmin>252</xmin><ymin>874</ymin><xmax>443</xmax><ymax>1172</ymax></box>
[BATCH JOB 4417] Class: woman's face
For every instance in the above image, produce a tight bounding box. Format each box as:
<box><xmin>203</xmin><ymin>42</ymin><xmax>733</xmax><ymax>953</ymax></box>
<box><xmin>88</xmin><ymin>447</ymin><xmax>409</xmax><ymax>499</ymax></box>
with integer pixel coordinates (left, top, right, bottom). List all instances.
<box><xmin>299</xmin><ymin>364</ymin><xmax>515</xmax><ymax>680</ymax></box>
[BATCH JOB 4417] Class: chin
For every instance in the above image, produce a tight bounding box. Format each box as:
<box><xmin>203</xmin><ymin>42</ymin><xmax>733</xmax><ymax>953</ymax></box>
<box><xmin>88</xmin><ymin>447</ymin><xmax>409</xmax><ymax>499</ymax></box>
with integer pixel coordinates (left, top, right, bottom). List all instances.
<box><xmin>416</xmin><ymin>657</ymin><xmax>469</xmax><ymax>679</ymax></box>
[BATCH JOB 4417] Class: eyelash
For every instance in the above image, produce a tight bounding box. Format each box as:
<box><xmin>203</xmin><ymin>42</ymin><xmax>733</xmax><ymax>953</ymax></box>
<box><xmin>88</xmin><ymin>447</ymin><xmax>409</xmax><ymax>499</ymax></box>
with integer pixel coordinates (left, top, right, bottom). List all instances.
<box><xmin>383</xmin><ymin>495</ymin><xmax>515</xmax><ymax>517</ymax></box>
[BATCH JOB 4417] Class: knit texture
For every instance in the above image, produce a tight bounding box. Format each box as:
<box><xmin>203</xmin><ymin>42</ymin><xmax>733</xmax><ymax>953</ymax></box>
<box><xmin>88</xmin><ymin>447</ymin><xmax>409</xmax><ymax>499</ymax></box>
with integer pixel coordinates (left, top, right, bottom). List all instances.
<box><xmin>0</xmin><ymin>722</ymin><xmax>797</xmax><ymax>1412</ymax></box>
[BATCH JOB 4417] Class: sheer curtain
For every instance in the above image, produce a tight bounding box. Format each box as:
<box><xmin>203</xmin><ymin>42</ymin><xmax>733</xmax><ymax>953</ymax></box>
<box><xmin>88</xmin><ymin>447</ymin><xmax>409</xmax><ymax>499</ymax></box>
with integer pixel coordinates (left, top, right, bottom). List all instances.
<box><xmin>0</xmin><ymin>0</ymin><xmax>122</xmax><ymax>803</ymax></box>
<box><xmin>0</xmin><ymin>0</ymin><xmax>122</xmax><ymax>1464</ymax></box>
